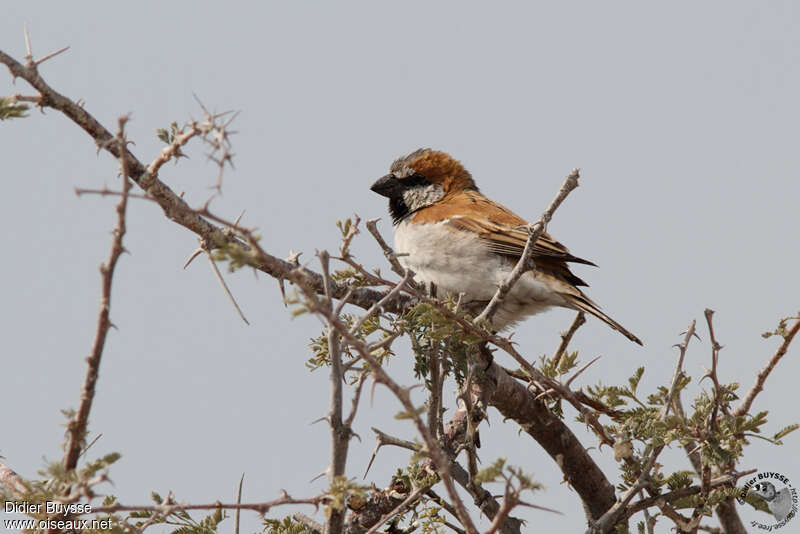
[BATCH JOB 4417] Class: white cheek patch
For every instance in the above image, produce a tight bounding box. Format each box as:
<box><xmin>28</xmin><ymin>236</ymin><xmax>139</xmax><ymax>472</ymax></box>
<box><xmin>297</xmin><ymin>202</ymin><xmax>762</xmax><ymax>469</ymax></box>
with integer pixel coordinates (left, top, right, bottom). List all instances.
<box><xmin>401</xmin><ymin>184</ymin><xmax>445</xmax><ymax>212</ymax></box>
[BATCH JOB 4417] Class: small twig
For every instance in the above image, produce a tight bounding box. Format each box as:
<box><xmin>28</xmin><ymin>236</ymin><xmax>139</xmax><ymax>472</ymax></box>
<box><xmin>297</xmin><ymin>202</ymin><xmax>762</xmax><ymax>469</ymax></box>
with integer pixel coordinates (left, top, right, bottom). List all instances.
<box><xmin>365</xmin><ymin>218</ymin><xmax>408</xmax><ymax>280</ymax></box>
<box><xmin>590</xmin><ymin>320</ymin><xmax>699</xmax><ymax>534</ymax></box>
<box><xmin>63</xmin><ymin>116</ymin><xmax>132</xmax><ymax>471</ymax></box>
<box><xmin>475</xmin><ymin>168</ymin><xmax>580</xmax><ymax>325</ymax></box>
<box><xmin>662</xmin><ymin>320</ymin><xmax>697</xmax><ymax>419</ymax></box>
<box><xmin>565</xmin><ymin>355</ymin><xmax>602</xmax><ymax>388</ymax></box>
<box><xmin>0</xmin><ymin>459</ymin><xmax>28</xmax><ymax>496</ymax></box>
<box><xmin>428</xmin><ymin>346</ymin><xmax>444</xmax><ymax>441</ymax></box>
<box><xmin>350</xmin><ymin>270</ymin><xmax>412</xmax><ymax>334</ymax></box>
<box><xmin>2</xmin><ymin>93</ymin><xmax>42</xmax><ymax>104</ymax></box>
<box><xmin>344</xmin><ymin>373</ymin><xmax>369</xmax><ymax>428</ymax></box>
<box><xmin>425</xmin><ymin>490</ymin><xmax>464</xmax><ymax>531</ymax></box>
<box><xmin>363</xmin><ymin>485</ymin><xmax>428</xmax><ymax>534</ymax></box>
<box><xmin>484</xmin><ymin>486</ymin><xmax>518</xmax><ymax>534</ymax></box>
<box><xmin>624</xmin><ymin>469</ymin><xmax>756</xmax><ymax>519</ymax></box>
<box><xmin>703</xmin><ymin>309</ymin><xmax>726</xmax><ymax>427</ymax></box>
<box><xmin>34</xmin><ymin>45</ymin><xmax>70</xmax><ymax>66</ymax></box>
<box><xmin>552</xmin><ymin>312</ymin><xmax>586</xmax><ymax>369</ymax></box>
<box><xmin>290</xmin><ymin>269</ymin><xmax>470</xmax><ymax>525</ymax></box>
<box><xmin>364</xmin><ymin>427</ymin><xmax>420</xmax><ymax>479</ymax></box>
<box><xmin>85</xmin><ymin>494</ymin><xmax>326</xmax><ymax>515</ymax></box>
<box><xmin>78</xmin><ymin>433</ymin><xmax>103</xmax><ymax>460</ymax></box>
<box><xmin>293</xmin><ymin>513</ymin><xmax>323</xmax><ymax>534</ymax></box>
<box><xmin>733</xmin><ymin>316</ymin><xmax>800</xmax><ymax>417</ymax></box>
<box><xmin>320</xmin><ymin>251</ymin><xmax>348</xmax><ymax>534</ymax></box>
<box><xmin>642</xmin><ymin>508</ymin><xmax>656</xmax><ymax>534</ymax></box>
<box><xmin>75</xmin><ymin>186</ymin><xmax>154</xmax><ymax>202</ymax></box>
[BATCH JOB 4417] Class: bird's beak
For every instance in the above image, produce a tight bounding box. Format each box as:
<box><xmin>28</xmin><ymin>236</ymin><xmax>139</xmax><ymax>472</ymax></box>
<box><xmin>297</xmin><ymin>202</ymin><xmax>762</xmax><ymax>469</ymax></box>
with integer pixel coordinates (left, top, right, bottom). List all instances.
<box><xmin>370</xmin><ymin>174</ymin><xmax>401</xmax><ymax>198</ymax></box>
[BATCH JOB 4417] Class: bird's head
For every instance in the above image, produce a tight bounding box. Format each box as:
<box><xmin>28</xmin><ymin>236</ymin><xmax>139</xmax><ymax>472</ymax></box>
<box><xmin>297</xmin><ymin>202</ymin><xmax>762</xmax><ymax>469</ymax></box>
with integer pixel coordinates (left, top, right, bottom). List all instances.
<box><xmin>750</xmin><ymin>482</ymin><xmax>777</xmax><ymax>501</ymax></box>
<box><xmin>370</xmin><ymin>148</ymin><xmax>477</xmax><ymax>223</ymax></box>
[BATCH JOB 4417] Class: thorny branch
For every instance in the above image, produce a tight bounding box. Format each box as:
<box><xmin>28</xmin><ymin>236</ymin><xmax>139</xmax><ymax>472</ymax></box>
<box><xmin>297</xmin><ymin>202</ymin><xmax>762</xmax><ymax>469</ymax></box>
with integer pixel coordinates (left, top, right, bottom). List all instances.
<box><xmin>320</xmin><ymin>251</ymin><xmax>350</xmax><ymax>534</ymax></box>
<box><xmin>86</xmin><ymin>493</ymin><xmax>327</xmax><ymax>515</ymax></box>
<box><xmin>63</xmin><ymin>116</ymin><xmax>132</xmax><ymax>471</ymax></box>
<box><xmin>552</xmin><ymin>312</ymin><xmax>586</xmax><ymax>369</ymax></box>
<box><xmin>0</xmin><ymin>47</ymin><xmax>414</xmax><ymax>317</ymax></box>
<box><xmin>289</xmin><ymin>267</ymin><xmax>480</xmax><ymax>534</ymax></box>
<box><xmin>588</xmin><ymin>320</ymin><xmax>698</xmax><ymax>534</ymax></box>
<box><xmin>3</xmin><ymin>40</ymin><xmax>797</xmax><ymax>534</ymax></box>
<box><xmin>733</xmin><ymin>315</ymin><xmax>800</xmax><ymax>417</ymax></box>
<box><xmin>475</xmin><ymin>168</ymin><xmax>581</xmax><ymax>325</ymax></box>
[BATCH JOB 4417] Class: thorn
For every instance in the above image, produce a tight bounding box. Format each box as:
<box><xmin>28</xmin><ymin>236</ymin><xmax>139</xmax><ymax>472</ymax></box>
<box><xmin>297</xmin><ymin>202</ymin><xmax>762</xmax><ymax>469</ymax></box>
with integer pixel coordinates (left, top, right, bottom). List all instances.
<box><xmin>309</xmin><ymin>416</ymin><xmax>329</xmax><ymax>426</ymax></box>
<box><xmin>23</xmin><ymin>24</ymin><xmax>33</xmax><ymax>64</ymax></box>
<box><xmin>285</xmin><ymin>250</ymin><xmax>302</xmax><ymax>266</ymax></box>
<box><xmin>233</xmin><ymin>209</ymin><xmax>245</xmax><ymax>227</ymax></box>
<box><xmin>183</xmin><ymin>247</ymin><xmax>204</xmax><ymax>269</ymax></box>
<box><xmin>33</xmin><ymin>45</ymin><xmax>70</xmax><ymax>66</ymax></box>
<box><xmin>193</xmin><ymin>92</ymin><xmax>210</xmax><ymax>115</ymax></box>
<box><xmin>201</xmin><ymin>193</ymin><xmax>217</xmax><ymax>212</ymax></box>
<box><xmin>278</xmin><ymin>278</ymin><xmax>287</xmax><ymax>305</ymax></box>
<box><xmin>206</xmin><ymin>252</ymin><xmax>250</xmax><ymax>325</ymax></box>
<box><xmin>363</xmin><ymin>442</ymin><xmax>381</xmax><ymax>480</ymax></box>
<box><xmin>309</xmin><ymin>471</ymin><xmax>327</xmax><ymax>484</ymax></box>
<box><xmin>370</xmin><ymin>375</ymin><xmax>378</xmax><ymax>407</ymax></box>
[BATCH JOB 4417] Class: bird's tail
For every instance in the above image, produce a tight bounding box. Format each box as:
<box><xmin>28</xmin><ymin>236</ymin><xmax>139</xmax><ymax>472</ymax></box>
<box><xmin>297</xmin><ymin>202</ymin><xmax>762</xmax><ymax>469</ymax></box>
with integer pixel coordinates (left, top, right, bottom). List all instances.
<box><xmin>558</xmin><ymin>292</ymin><xmax>643</xmax><ymax>346</ymax></box>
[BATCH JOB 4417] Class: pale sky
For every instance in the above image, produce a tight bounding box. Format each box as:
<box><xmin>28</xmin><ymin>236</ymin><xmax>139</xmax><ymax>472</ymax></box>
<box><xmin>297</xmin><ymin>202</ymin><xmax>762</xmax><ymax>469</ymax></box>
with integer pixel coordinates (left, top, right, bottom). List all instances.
<box><xmin>2</xmin><ymin>2</ymin><xmax>799</xmax><ymax>533</ymax></box>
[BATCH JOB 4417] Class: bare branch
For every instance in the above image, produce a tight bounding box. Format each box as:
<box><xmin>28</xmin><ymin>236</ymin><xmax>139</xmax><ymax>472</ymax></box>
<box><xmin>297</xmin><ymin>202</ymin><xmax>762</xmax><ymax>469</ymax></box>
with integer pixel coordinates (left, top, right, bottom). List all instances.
<box><xmin>365</xmin><ymin>218</ymin><xmax>409</xmax><ymax>280</ymax></box>
<box><xmin>733</xmin><ymin>316</ymin><xmax>800</xmax><ymax>417</ymax></box>
<box><xmin>589</xmin><ymin>320</ymin><xmax>699</xmax><ymax>534</ymax></box>
<box><xmin>475</xmin><ymin>168</ymin><xmax>580</xmax><ymax>325</ymax></box>
<box><xmin>289</xmin><ymin>269</ymin><xmax>479</xmax><ymax>534</ymax></box>
<box><xmin>363</xmin><ymin>426</ymin><xmax>419</xmax><ymax>479</ymax></box>
<box><xmin>0</xmin><ymin>48</ymin><xmax>414</xmax><ymax>317</ymax></box>
<box><xmin>662</xmin><ymin>320</ymin><xmax>697</xmax><ymax>419</ymax></box>
<box><xmin>293</xmin><ymin>513</ymin><xmax>323</xmax><ymax>534</ymax></box>
<box><xmin>344</xmin><ymin>373</ymin><xmax>369</xmax><ymax>428</ymax></box>
<box><xmin>363</xmin><ymin>485</ymin><xmax>428</xmax><ymax>534</ymax></box>
<box><xmin>86</xmin><ymin>493</ymin><xmax>326</xmax><ymax>515</ymax></box>
<box><xmin>623</xmin><ymin>469</ymin><xmax>755</xmax><ymax>519</ymax></box>
<box><xmin>63</xmin><ymin>116</ymin><xmax>132</xmax><ymax>471</ymax></box>
<box><xmin>321</xmin><ymin>251</ymin><xmax>348</xmax><ymax>534</ymax></box>
<box><xmin>552</xmin><ymin>312</ymin><xmax>586</xmax><ymax>369</ymax></box>
<box><xmin>0</xmin><ymin>459</ymin><xmax>28</xmax><ymax>496</ymax></box>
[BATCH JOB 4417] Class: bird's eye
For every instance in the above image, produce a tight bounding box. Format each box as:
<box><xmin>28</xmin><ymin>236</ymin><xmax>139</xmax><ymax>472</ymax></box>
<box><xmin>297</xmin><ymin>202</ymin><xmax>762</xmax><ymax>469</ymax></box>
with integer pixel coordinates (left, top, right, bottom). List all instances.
<box><xmin>401</xmin><ymin>172</ymin><xmax>429</xmax><ymax>188</ymax></box>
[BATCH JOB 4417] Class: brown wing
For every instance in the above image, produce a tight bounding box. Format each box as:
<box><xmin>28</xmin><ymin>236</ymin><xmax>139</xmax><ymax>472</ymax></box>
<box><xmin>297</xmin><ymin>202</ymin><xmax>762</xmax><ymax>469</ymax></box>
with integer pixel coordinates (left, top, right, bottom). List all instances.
<box><xmin>411</xmin><ymin>190</ymin><xmax>595</xmax><ymax>287</ymax></box>
<box><xmin>410</xmin><ymin>190</ymin><xmax>643</xmax><ymax>345</ymax></box>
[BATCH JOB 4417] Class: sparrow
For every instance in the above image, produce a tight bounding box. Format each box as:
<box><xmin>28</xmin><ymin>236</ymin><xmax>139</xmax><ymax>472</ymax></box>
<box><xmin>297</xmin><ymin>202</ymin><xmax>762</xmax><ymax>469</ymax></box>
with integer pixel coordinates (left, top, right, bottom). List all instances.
<box><xmin>370</xmin><ymin>148</ymin><xmax>643</xmax><ymax>345</ymax></box>
<box><xmin>749</xmin><ymin>482</ymin><xmax>793</xmax><ymax>522</ymax></box>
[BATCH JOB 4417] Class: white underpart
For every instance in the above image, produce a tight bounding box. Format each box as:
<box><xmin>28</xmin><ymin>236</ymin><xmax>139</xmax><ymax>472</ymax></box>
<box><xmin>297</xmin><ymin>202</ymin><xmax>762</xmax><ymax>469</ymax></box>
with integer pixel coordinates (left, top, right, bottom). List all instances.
<box><xmin>394</xmin><ymin>219</ymin><xmax>567</xmax><ymax>330</ymax></box>
<box><xmin>401</xmin><ymin>184</ymin><xmax>445</xmax><ymax>213</ymax></box>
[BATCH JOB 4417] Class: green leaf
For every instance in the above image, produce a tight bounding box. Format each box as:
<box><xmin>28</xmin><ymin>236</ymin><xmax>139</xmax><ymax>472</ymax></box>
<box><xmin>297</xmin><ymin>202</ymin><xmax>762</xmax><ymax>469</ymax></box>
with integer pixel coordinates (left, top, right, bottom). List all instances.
<box><xmin>395</xmin><ymin>406</ymin><xmax>426</xmax><ymax>420</ymax></box>
<box><xmin>628</xmin><ymin>367</ymin><xmax>645</xmax><ymax>394</ymax></box>
<box><xmin>474</xmin><ymin>458</ymin><xmax>506</xmax><ymax>484</ymax></box>
<box><xmin>773</xmin><ymin>423</ymin><xmax>800</xmax><ymax>442</ymax></box>
<box><xmin>0</xmin><ymin>98</ymin><xmax>29</xmax><ymax>120</ymax></box>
